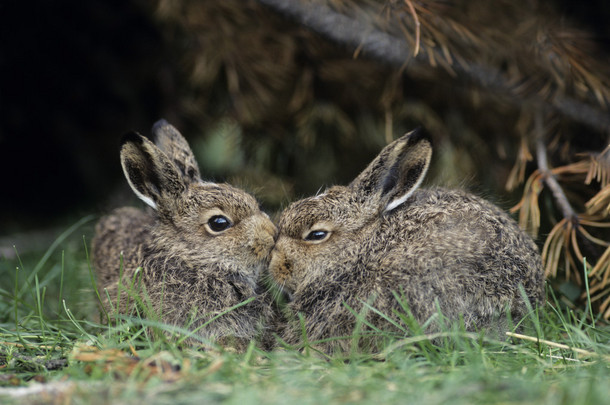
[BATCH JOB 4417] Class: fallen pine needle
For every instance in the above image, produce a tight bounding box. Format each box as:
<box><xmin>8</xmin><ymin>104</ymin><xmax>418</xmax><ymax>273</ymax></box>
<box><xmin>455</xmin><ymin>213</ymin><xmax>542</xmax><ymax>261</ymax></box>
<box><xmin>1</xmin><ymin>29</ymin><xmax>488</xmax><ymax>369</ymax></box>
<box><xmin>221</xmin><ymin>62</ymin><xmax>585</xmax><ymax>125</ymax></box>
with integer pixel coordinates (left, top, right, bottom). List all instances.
<box><xmin>506</xmin><ymin>331</ymin><xmax>610</xmax><ymax>361</ymax></box>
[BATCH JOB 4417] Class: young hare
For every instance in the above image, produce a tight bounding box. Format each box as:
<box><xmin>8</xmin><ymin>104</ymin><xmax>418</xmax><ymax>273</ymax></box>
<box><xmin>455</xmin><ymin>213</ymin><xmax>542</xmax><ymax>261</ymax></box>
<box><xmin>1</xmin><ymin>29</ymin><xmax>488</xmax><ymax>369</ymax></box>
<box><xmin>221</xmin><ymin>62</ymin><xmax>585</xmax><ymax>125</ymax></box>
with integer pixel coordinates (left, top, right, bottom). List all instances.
<box><xmin>270</xmin><ymin>129</ymin><xmax>545</xmax><ymax>353</ymax></box>
<box><xmin>92</xmin><ymin>120</ymin><xmax>277</xmax><ymax>348</ymax></box>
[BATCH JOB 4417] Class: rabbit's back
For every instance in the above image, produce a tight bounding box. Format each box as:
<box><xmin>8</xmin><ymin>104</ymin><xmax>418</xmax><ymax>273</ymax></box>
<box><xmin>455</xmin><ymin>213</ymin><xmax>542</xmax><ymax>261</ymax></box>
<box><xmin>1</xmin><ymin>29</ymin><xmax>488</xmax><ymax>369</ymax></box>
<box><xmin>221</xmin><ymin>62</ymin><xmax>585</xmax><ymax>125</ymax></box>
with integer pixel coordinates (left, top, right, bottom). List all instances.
<box><xmin>92</xmin><ymin>206</ymin><xmax>154</xmax><ymax>289</ymax></box>
<box><xmin>372</xmin><ymin>187</ymin><xmax>544</xmax><ymax>327</ymax></box>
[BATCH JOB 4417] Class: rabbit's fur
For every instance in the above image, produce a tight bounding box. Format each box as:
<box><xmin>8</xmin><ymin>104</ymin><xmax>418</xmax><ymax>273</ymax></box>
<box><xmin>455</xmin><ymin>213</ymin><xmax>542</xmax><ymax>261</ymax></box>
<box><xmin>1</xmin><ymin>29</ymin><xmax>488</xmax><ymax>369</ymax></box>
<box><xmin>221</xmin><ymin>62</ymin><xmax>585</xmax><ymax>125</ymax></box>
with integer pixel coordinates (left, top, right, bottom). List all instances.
<box><xmin>269</xmin><ymin>129</ymin><xmax>545</xmax><ymax>354</ymax></box>
<box><xmin>92</xmin><ymin>120</ymin><xmax>277</xmax><ymax>348</ymax></box>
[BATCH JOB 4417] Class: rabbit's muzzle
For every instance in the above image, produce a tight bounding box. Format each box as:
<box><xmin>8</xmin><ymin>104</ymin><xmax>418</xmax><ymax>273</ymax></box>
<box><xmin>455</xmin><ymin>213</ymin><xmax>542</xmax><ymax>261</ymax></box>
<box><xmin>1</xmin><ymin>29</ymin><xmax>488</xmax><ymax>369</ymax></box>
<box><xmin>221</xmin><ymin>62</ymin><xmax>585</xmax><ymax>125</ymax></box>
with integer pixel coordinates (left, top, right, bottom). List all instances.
<box><xmin>268</xmin><ymin>245</ymin><xmax>296</xmax><ymax>298</ymax></box>
<box><xmin>269</xmin><ymin>250</ymin><xmax>290</xmax><ymax>282</ymax></box>
<box><xmin>247</xmin><ymin>215</ymin><xmax>277</xmax><ymax>262</ymax></box>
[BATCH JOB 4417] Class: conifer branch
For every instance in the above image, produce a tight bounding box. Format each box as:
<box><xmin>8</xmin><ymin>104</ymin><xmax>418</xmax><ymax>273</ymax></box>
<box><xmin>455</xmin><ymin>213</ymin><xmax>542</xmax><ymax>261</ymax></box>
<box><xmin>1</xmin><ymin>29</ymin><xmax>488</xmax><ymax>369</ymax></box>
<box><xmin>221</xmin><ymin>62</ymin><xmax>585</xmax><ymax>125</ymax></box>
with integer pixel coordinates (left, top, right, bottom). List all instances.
<box><xmin>534</xmin><ymin>112</ymin><xmax>578</xmax><ymax>224</ymax></box>
<box><xmin>257</xmin><ymin>0</ymin><xmax>610</xmax><ymax>132</ymax></box>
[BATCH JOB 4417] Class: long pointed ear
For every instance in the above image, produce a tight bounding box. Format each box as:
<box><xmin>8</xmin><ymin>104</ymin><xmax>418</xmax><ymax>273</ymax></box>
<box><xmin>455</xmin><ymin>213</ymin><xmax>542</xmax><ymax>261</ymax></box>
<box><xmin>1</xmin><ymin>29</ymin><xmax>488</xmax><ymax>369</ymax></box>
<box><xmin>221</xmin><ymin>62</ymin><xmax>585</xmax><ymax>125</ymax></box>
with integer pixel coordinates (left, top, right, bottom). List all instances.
<box><xmin>120</xmin><ymin>132</ymin><xmax>187</xmax><ymax>210</ymax></box>
<box><xmin>350</xmin><ymin>129</ymin><xmax>432</xmax><ymax>213</ymax></box>
<box><xmin>151</xmin><ymin>119</ymin><xmax>201</xmax><ymax>183</ymax></box>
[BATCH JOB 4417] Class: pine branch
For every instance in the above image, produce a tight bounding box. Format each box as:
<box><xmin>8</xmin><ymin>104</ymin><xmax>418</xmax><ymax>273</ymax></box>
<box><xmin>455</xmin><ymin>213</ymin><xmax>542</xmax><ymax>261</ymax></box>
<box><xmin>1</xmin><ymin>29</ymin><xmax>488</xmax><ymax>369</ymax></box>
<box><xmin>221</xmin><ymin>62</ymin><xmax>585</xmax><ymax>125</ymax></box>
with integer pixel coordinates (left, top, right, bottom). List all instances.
<box><xmin>534</xmin><ymin>112</ymin><xmax>577</xmax><ymax>224</ymax></box>
<box><xmin>257</xmin><ymin>0</ymin><xmax>610</xmax><ymax>133</ymax></box>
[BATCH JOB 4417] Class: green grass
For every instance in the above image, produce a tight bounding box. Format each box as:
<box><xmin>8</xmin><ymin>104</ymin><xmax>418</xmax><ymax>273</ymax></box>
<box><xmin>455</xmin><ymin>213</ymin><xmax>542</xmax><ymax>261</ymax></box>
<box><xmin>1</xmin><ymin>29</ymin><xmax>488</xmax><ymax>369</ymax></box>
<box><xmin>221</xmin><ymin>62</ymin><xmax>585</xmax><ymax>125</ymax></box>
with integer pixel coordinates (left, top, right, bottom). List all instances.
<box><xmin>1</xmin><ymin>218</ymin><xmax>609</xmax><ymax>404</ymax></box>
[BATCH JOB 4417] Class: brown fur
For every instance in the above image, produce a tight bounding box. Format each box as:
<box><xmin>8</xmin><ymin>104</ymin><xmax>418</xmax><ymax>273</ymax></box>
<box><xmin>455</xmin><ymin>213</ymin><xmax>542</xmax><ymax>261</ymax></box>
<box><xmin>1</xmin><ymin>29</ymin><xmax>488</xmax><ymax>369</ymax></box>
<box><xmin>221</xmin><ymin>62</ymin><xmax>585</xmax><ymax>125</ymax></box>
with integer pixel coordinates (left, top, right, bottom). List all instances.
<box><xmin>92</xmin><ymin>120</ymin><xmax>277</xmax><ymax>349</ymax></box>
<box><xmin>269</xmin><ymin>129</ymin><xmax>545</xmax><ymax>354</ymax></box>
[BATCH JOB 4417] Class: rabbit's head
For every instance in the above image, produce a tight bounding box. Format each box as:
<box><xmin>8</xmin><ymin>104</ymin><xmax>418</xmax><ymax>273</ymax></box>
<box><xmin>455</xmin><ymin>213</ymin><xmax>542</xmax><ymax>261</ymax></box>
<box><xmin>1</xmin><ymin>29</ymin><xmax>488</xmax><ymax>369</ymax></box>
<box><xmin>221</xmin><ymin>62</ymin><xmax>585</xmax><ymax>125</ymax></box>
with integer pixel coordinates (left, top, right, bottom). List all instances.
<box><xmin>270</xmin><ymin>129</ymin><xmax>431</xmax><ymax>297</ymax></box>
<box><xmin>120</xmin><ymin>122</ymin><xmax>277</xmax><ymax>286</ymax></box>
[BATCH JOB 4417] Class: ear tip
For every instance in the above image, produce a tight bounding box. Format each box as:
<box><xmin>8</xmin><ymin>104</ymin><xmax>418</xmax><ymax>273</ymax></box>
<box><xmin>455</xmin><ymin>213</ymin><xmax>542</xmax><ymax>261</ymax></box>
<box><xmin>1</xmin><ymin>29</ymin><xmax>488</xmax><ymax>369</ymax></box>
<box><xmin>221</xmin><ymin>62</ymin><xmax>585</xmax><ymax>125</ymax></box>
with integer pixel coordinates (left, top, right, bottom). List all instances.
<box><xmin>405</xmin><ymin>127</ymin><xmax>431</xmax><ymax>147</ymax></box>
<box><xmin>120</xmin><ymin>131</ymin><xmax>144</xmax><ymax>149</ymax></box>
<box><xmin>151</xmin><ymin>118</ymin><xmax>171</xmax><ymax>134</ymax></box>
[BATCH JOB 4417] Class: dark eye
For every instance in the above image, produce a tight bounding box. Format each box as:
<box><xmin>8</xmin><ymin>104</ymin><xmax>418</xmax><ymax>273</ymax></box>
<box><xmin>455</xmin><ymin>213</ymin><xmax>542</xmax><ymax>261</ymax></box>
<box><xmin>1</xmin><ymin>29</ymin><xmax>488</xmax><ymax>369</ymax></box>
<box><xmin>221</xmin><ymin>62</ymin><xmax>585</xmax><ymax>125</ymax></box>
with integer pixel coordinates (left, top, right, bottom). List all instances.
<box><xmin>207</xmin><ymin>215</ymin><xmax>232</xmax><ymax>233</ymax></box>
<box><xmin>304</xmin><ymin>230</ymin><xmax>329</xmax><ymax>242</ymax></box>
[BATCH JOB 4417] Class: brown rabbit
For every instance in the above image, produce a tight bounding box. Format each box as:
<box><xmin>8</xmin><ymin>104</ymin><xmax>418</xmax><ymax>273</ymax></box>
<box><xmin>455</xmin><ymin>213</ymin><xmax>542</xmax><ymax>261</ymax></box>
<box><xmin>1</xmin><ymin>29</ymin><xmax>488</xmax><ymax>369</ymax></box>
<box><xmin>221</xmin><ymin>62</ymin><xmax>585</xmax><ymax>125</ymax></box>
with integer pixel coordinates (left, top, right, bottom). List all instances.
<box><xmin>92</xmin><ymin>120</ymin><xmax>277</xmax><ymax>348</ymax></box>
<box><xmin>269</xmin><ymin>129</ymin><xmax>545</xmax><ymax>354</ymax></box>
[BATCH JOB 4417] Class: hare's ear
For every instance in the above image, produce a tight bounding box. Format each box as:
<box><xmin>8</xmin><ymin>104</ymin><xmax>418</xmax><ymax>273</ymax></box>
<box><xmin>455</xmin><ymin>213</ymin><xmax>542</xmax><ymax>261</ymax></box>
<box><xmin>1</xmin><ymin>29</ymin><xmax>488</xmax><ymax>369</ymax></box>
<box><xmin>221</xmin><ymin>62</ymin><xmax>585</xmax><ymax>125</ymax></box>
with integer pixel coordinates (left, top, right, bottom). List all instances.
<box><xmin>120</xmin><ymin>132</ymin><xmax>187</xmax><ymax>210</ymax></box>
<box><xmin>151</xmin><ymin>119</ymin><xmax>201</xmax><ymax>183</ymax></box>
<box><xmin>350</xmin><ymin>129</ymin><xmax>432</xmax><ymax>213</ymax></box>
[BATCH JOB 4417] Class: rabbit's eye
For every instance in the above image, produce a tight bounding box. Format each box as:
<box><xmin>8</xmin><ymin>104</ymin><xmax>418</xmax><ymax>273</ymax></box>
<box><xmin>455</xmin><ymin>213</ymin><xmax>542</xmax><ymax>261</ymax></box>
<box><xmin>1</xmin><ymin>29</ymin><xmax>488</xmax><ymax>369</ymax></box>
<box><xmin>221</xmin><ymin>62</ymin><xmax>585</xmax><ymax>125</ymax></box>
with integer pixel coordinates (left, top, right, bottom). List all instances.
<box><xmin>207</xmin><ymin>215</ymin><xmax>233</xmax><ymax>233</ymax></box>
<box><xmin>304</xmin><ymin>230</ymin><xmax>329</xmax><ymax>242</ymax></box>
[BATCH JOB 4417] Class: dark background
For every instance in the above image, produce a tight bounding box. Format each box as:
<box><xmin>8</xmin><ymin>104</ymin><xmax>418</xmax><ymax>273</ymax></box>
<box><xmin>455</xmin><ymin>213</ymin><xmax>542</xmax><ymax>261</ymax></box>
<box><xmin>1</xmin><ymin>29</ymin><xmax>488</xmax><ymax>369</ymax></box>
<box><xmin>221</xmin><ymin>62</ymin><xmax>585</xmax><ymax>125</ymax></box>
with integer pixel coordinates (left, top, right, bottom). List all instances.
<box><xmin>1</xmin><ymin>1</ymin><xmax>173</xmax><ymax>234</ymax></box>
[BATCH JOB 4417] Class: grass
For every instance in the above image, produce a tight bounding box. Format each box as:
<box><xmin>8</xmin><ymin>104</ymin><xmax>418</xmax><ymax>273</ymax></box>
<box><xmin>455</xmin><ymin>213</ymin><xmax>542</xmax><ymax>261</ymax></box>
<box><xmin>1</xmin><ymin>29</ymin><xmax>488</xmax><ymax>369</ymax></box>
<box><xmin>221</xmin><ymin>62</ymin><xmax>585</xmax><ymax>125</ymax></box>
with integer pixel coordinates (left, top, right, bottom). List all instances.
<box><xmin>1</xmin><ymin>218</ymin><xmax>609</xmax><ymax>404</ymax></box>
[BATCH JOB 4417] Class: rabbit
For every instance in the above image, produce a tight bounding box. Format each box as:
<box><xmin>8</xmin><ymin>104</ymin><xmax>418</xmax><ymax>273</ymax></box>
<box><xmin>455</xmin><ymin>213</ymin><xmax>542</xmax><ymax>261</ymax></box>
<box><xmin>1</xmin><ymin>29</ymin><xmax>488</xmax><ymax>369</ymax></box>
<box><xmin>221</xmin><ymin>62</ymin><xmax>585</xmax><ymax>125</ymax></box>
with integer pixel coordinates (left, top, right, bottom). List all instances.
<box><xmin>92</xmin><ymin>119</ymin><xmax>277</xmax><ymax>349</ymax></box>
<box><xmin>269</xmin><ymin>129</ymin><xmax>545</xmax><ymax>354</ymax></box>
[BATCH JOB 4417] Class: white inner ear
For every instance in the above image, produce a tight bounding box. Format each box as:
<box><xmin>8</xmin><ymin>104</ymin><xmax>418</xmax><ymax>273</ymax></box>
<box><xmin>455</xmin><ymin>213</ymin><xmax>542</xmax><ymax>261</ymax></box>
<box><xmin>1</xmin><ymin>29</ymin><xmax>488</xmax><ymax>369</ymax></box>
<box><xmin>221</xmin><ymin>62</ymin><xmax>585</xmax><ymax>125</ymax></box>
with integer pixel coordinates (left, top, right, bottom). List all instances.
<box><xmin>133</xmin><ymin>190</ymin><xmax>158</xmax><ymax>210</ymax></box>
<box><xmin>384</xmin><ymin>163</ymin><xmax>428</xmax><ymax>212</ymax></box>
<box><xmin>125</xmin><ymin>175</ymin><xmax>158</xmax><ymax>210</ymax></box>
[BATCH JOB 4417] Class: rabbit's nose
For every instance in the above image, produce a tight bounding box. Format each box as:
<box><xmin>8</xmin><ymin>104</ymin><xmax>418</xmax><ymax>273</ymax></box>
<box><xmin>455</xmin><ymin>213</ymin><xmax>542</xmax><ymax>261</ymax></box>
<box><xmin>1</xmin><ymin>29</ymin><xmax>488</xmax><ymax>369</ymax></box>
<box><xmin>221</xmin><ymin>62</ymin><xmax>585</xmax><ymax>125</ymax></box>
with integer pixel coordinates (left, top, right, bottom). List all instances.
<box><xmin>269</xmin><ymin>250</ymin><xmax>292</xmax><ymax>284</ymax></box>
<box><xmin>268</xmin><ymin>222</ymin><xmax>279</xmax><ymax>239</ymax></box>
<box><xmin>248</xmin><ymin>216</ymin><xmax>277</xmax><ymax>259</ymax></box>
<box><xmin>261</xmin><ymin>218</ymin><xmax>278</xmax><ymax>242</ymax></box>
